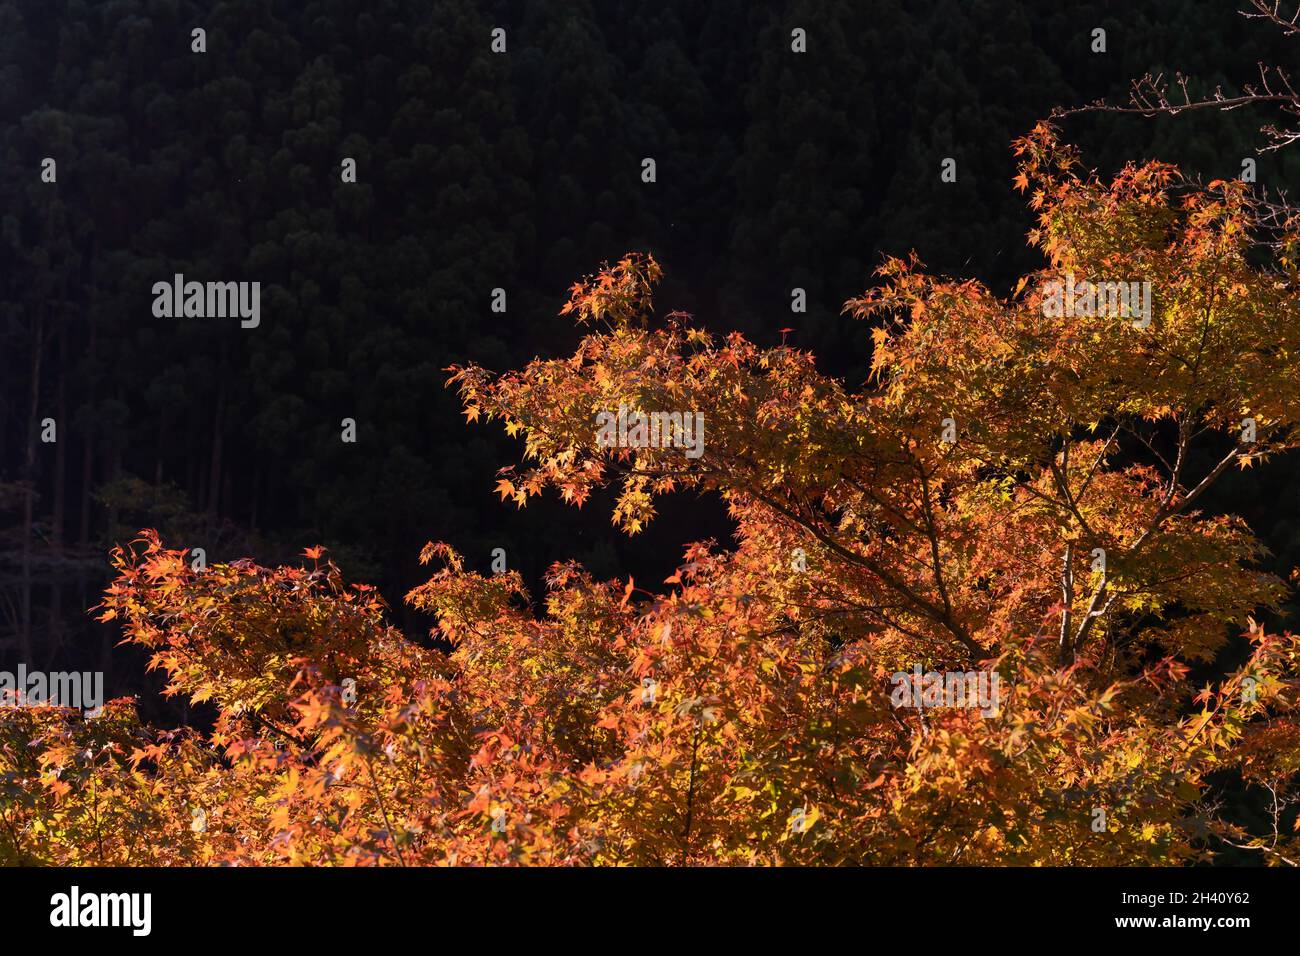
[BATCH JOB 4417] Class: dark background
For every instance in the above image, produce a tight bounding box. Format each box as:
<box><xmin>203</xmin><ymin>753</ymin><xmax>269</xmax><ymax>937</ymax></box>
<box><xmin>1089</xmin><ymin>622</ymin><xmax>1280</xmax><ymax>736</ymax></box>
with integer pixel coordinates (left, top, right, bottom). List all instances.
<box><xmin>3</xmin><ymin>0</ymin><xmax>1298</xmax><ymax>742</ymax></box>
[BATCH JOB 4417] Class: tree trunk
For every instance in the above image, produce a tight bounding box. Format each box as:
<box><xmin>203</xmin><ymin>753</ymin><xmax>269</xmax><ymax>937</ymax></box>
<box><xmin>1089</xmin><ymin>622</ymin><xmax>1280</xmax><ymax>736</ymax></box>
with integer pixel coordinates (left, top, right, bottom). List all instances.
<box><xmin>207</xmin><ymin>379</ymin><xmax>227</xmax><ymax>517</ymax></box>
<box><xmin>52</xmin><ymin>326</ymin><xmax>66</xmax><ymax>545</ymax></box>
<box><xmin>19</xmin><ymin>307</ymin><xmax>45</xmax><ymax>662</ymax></box>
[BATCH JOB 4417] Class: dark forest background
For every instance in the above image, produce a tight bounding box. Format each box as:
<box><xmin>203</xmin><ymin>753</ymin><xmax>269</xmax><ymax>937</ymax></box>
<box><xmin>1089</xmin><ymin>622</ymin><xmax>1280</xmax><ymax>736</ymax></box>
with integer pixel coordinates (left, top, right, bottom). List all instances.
<box><xmin>2</xmin><ymin>0</ymin><xmax>1299</xmax><ymax>751</ymax></box>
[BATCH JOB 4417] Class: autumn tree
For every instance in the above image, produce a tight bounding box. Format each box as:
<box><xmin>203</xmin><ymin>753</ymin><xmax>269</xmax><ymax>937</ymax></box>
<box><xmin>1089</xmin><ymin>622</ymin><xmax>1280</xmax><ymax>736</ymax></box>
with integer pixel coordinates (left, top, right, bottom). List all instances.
<box><xmin>5</xmin><ymin>128</ymin><xmax>1300</xmax><ymax>865</ymax></box>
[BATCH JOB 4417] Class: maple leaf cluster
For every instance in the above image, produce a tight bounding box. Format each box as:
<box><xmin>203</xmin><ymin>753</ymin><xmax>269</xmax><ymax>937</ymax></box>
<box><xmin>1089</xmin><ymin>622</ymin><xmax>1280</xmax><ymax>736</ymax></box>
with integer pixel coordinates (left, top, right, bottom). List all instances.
<box><xmin>6</xmin><ymin>128</ymin><xmax>1300</xmax><ymax>865</ymax></box>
